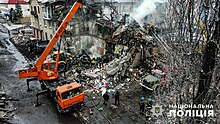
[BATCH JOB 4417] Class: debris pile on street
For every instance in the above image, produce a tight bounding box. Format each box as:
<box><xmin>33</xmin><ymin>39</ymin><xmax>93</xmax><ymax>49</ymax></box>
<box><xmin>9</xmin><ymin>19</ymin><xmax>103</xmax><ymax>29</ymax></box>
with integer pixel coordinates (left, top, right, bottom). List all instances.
<box><xmin>10</xmin><ymin>35</ymin><xmax>49</xmax><ymax>61</ymax></box>
<box><xmin>10</xmin><ymin>35</ymin><xmax>35</xmax><ymax>60</ymax></box>
<box><xmin>0</xmin><ymin>89</ymin><xmax>19</xmax><ymax>123</ymax></box>
<box><xmin>112</xmin><ymin>25</ymin><xmax>153</xmax><ymax>45</ymax></box>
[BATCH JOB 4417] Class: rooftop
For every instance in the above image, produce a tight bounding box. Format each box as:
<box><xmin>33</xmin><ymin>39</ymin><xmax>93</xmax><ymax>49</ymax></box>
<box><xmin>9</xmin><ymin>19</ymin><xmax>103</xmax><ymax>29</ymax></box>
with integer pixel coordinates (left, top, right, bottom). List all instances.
<box><xmin>56</xmin><ymin>82</ymin><xmax>81</xmax><ymax>93</ymax></box>
<box><xmin>5</xmin><ymin>0</ymin><xmax>28</xmax><ymax>4</ymax></box>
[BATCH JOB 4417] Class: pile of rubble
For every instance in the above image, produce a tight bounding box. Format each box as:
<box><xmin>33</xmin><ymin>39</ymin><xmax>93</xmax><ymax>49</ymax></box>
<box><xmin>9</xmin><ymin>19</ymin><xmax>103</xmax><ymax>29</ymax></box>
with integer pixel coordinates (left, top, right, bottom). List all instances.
<box><xmin>0</xmin><ymin>90</ymin><xmax>18</xmax><ymax>123</ymax></box>
<box><xmin>10</xmin><ymin>35</ymin><xmax>48</xmax><ymax>61</ymax></box>
<box><xmin>61</xmin><ymin>21</ymin><xmax>169</xmax><ymax>123</ymax></box>
<box><xmin>112</xmin><ymin>25</ymin><xmax>153</xmax><ymax>46</ymax></box>
<box><xmin>10</xmin><ymin>35</ymin><xmax>36</xmax><ymax>61</ymax></box>
<box><xmin>64</xmin><ymin>20</ymin><xmax>166</xmax><ymax>90</ymax></box>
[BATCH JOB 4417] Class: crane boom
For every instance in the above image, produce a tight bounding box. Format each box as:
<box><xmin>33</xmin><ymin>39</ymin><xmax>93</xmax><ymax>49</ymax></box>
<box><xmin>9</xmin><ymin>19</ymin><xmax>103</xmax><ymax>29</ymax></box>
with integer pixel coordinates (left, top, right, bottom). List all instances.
<box><xmin>36</xmin><ymin>1</ymin><xmax>82</xmax><ymax>69</ymax></box>
<box><xmin>18</xmin><ymin>0</ymin><xmax>83</xmax><ymax>80</ymax></box>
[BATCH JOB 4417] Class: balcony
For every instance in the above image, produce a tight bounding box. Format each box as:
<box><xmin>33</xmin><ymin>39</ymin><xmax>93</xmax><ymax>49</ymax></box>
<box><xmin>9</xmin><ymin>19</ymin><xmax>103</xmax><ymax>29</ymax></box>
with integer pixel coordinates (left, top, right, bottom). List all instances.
<box><xmin>30</xmin><ymin>11</ymin><xmax>38</xmax><ymax>17</ymax></box>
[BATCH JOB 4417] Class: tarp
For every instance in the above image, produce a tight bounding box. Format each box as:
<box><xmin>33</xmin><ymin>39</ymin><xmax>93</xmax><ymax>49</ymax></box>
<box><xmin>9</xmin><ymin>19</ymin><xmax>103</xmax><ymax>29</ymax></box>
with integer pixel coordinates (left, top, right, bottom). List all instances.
<box><xmin>143</xmin><ymin>75</ymin><xmax>159</xmax><ymax>82</ymax></box>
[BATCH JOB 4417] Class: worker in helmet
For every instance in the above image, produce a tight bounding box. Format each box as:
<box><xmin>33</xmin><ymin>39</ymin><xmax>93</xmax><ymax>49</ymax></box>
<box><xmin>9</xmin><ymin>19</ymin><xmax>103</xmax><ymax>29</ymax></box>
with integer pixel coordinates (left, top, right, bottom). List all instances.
<box><xmin>103</xmin><ymin>91</ymin><xmax>109</xmax><ymax>106</ymax></box>
<box><xmin>139</xmin><ymin>97</ymin><xmax>145</xmax><ymax>115</ymax></box>
<box><xmin>91</xmin><ymin>57</ymin><xmax>96</xmax><ymax>67</ymax></box>
<box><xmin>146</xmin><ymin>97</ymin><xmax>152</xmax><ymax>110</ymax></box>
<box><xmin>114</xmin><ymin>88</ymin><xmax>120</xmax><ymax>106</ymax></box>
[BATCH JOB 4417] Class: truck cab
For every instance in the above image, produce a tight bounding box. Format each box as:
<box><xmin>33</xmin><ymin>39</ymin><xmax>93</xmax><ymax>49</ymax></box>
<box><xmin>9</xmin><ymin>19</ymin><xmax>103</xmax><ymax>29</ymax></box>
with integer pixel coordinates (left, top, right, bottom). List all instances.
<box><xmin>56</xmin><ymin>82</ymin><xmax>84</xmax><ymax>113</ymax></box>
<box><xmin>52</xmin><ymin>51</ymin><xmax>65</xmax><ymax>61</ymax></box>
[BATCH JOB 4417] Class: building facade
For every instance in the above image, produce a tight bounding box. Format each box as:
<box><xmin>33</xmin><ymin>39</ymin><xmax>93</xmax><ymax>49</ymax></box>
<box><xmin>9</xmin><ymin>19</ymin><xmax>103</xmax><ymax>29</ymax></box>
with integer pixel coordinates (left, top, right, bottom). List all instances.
<box><xmin>28</xmin><ymin>0</ymin><xmax>143</xmax><ymax>56</ymax></box>
<box><xmin>29</xmin><ymin>0</ymin><xmax>54</xmax><ymax>40</ymax></box>
<box><xmin>29</xmin><ymin>0</ymin><xmax>143</xmax><ymax>40</ymax></box>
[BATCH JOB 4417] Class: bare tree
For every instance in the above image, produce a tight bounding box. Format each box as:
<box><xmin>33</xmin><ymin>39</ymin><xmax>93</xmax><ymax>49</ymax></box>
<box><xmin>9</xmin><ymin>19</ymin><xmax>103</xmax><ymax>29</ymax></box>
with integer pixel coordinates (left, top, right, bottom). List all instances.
<box><xmin>158</xmin><ymin>0</ymin><xmax>220</xmax><ymax>123</ymax></box>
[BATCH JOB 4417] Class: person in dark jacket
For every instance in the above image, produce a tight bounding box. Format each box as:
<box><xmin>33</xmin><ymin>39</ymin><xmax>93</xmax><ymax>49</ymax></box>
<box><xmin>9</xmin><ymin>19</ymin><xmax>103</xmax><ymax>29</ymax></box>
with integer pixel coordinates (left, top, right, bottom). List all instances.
<box><xmin>103</xmin><ymin>91</ymin><xmax>109</xmax><ymax>106</ymax></box>
<box><xmin>139</xmin><ymin>97</ymin><xmax>145</xmax><ymax>115</ymax></box>
<box><xmin>146</xmin><ymin>97</ymin><xmax>152</xmax><ymax>110</ymax></box>
<box><xmin>114</xmin><ymin>89</ymin><xmax>120</xmax><ymax>106</ymax></box>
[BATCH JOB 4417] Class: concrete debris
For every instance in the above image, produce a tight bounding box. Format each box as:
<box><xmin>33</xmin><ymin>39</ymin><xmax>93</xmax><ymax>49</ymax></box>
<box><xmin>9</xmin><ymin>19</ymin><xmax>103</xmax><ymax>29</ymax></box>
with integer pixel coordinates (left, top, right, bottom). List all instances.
<box><xmin>110</xmin><ymin>104</ymin><xmax>118</xmax><ymax>110</ymax></box>
<box><xmin>112</xmin><ymin>25</ymin><xmax>153</xmax><ymax>45</ymax></box>
<box><xmin>98</xmin><ymin>107</ymin><xmax>103</xmax><ymax>111</ymax></box>
<box><xmin>0</xmin><ymin>89</ymin><xmax>18</xmax><ymax>122</ymax></box>
<box><xmin>131</xmin><ymin>52</ymin><xmax>141</xmax><ymax>68</ymax></box>
<box><xmin>10</xmin><ymin>35</ymin><xmax>49</xmax><ymax>61</ymax></box>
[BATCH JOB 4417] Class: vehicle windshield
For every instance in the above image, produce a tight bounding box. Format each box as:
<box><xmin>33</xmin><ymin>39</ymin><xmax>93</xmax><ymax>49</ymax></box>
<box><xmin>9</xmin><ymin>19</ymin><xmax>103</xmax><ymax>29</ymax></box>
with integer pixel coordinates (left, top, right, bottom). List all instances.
<box><xmin>42</xmin><ymin>64</ymin><xmax>48</xmax><ymax>70</ymax></box>
<box><xmin>50</xmin><ymin>63</ymin><xmax>55</xmax><ymax>70</ymax></box>
<box><xmin>61</xmin><ymin>87</ymin><xmax>82</xmax><ymax>100</ymax></box>
<box><xmin>143</xmin><ymin>80</ymin><xmax>155</xmax><ymax>88</ymax></box>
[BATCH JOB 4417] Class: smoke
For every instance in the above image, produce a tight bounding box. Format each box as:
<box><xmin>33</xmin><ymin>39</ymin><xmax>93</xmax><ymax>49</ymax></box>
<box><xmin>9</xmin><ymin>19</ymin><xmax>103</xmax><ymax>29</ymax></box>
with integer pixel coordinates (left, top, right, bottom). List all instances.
<box><xmin>130</xmin><ymin>0</ymin><xmax>165</xmax><ymax>26</ymax></box>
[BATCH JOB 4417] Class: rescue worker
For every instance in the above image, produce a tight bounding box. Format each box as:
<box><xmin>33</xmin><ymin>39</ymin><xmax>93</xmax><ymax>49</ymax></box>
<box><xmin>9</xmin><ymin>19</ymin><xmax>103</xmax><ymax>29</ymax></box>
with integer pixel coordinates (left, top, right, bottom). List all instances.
<box><xmin>139</xmin><ymin>97</ymin><xmax>145</xmax><ymax>115</ymax></box>
<box><xmin>103</xmin><ymin>91</ymin><xmax>109</xmax><ymax>106</ymax></box>
<box><xmin>96</xmin><ymin>56</ymin><xmax>102</xmax><ymax>68</ymax></box>
<box><xmin>148</xmin><ymin>24</ymin><xmax>155</xmax><ymax>35</ymax></box>
<box><xmin>114</xmin><ymin>46</ymin><xmax>120</xmax><ymax>59</ymax></box>
<box><xmin>35</xmin><ymin>40</ymin><xmax>39</xmax><ymax>54</ymax></box>
<box><xmin>146</xmin><ymin>97</ymin><xmax>152</xmax><ymax>110</ymax></box>
<box><xmin>91</xmin><ymin>57</ymin><xmax>96</xmax><ymax>67</ymax></box>
<box><xmin>74</xmin><ymin>54</ymin><xmax>80</xmax><ymax>65</ymax></box>
<box><xmin>114</xmin><ymin>89</ymin><xmax>120</xmax><ymax>106</ymax></box>
<box><xmin>146</xmin><ymin>97</ymin><xmax>152</xmax><ymax>120</ymax></box>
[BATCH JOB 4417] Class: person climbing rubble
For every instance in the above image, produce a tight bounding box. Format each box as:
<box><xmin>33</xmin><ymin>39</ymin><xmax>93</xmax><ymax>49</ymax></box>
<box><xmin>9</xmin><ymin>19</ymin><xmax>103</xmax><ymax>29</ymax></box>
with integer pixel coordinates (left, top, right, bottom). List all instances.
<box><xmin>103</xmin><ymin>91</ymin><xmax>109</xmax><ymax>106</ymax></box>
<box><xmin>114</xmin><ymin>88</ymin><xmax>120</xmax><ymax>106</ymax></box>
<box><xmin>139</xmin><ymin>97</ymin><xmax>145</xmax><ymax>115</ymax></box>
<box><xmin>91</xmin><ymin>57</ymin><xmax>96</xmax><ymax>67</ymax></box>
<box><xmin>146</xmin><ymin>97</ymin><xmax>152</xmax><ymax>120</ymax></box>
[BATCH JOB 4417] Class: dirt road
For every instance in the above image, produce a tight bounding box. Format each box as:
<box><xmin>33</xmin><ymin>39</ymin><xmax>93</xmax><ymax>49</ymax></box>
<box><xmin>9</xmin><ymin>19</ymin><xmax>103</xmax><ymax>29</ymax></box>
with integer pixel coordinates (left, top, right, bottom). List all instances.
<box><xmin>0</xmin><ymin>24</ymin><xmax>82</xmax><ymax>124</ymax></box>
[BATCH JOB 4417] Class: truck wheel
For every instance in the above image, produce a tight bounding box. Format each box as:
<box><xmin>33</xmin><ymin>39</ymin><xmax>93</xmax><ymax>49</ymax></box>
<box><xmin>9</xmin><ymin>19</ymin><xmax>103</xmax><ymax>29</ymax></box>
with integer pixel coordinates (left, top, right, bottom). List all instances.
<box><xmin>41</xmin><ymin>83</ymin><xmax>46</xmax><ymax>90</ymax></box>
<box><xmin>56</xmin><ymin>104</ymin><xmax>63</xmax><ymax>114</ymax></box>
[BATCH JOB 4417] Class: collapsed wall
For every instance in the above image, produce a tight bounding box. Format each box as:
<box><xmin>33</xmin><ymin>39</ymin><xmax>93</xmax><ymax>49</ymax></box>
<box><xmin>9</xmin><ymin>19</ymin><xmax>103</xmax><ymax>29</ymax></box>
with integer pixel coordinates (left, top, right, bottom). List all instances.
<box><xmin>65</xmin><ymin>35</ymin><xmax>106</xmax><ymax>57</ymax></box>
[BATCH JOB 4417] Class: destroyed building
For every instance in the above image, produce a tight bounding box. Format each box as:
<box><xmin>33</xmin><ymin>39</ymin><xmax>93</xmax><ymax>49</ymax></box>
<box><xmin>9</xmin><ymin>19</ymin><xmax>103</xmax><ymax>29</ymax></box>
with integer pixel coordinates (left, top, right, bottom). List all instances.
<box><xmin>28</xmin><ymin>0</ymin><xmax>147</xmax><ymax>56</ymax></box>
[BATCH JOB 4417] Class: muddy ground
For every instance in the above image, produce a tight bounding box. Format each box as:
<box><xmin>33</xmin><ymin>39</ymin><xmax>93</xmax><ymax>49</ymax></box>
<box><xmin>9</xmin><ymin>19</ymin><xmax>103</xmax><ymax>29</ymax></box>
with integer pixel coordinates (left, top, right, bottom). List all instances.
<box><xmin>0</xmin><ymin>23</ymin><xmax>82</xmax><ymax>124</ymax></box>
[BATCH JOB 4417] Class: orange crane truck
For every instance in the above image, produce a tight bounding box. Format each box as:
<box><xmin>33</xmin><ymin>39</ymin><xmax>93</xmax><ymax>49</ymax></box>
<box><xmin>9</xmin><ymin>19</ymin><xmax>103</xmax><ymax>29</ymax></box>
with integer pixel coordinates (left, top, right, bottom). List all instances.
<box><xmin>18</xmin><ymin>0</ymin><xmax>84</xmax><ymax>113</ymax></box>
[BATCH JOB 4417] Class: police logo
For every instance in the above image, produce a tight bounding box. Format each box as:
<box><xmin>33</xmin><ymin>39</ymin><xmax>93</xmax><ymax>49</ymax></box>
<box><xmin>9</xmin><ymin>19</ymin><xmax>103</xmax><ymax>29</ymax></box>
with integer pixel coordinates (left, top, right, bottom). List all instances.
<box><xmin>151</xmin><ymin>104</ymin><xmax>164</xmax><ymax>117</ymax></box>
